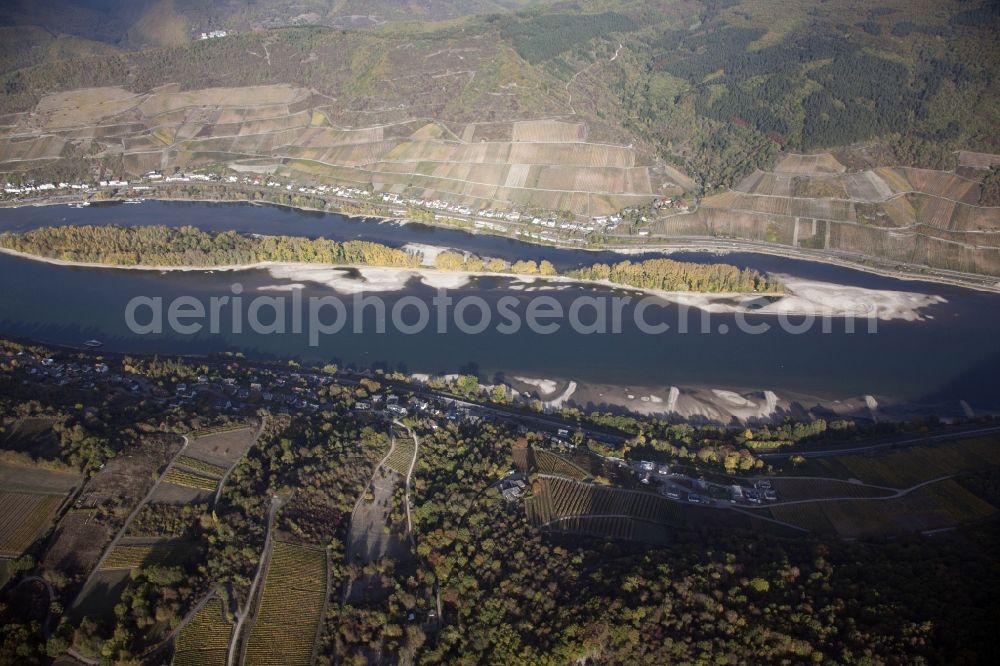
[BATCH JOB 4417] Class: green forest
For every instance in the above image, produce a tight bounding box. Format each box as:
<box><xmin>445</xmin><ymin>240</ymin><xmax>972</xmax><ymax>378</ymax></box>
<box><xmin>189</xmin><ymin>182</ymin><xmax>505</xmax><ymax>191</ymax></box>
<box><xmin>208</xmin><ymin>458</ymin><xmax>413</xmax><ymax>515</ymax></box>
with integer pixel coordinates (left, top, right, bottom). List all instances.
<box><xmin>569</xmin><ymin>257</ymin><xmax>780</xmax><ymax>293</ymax></box>
<box><xmin>0</xmin><ymin>225</ymin><xmax>420</xmax><ymax>268</ymax></box>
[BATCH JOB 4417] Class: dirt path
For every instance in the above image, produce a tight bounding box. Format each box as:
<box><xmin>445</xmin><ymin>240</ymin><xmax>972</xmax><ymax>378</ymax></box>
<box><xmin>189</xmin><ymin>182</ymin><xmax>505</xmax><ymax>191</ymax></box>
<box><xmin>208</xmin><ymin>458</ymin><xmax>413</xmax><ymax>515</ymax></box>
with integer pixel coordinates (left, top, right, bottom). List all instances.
<box><xmin>72</xmin><ymin>434</ymin><xmax>189</xmax><ymax>608</ymax></box>
<box><xmin>751</xmin><ymin>475</ymin><xmax>956</xmax><ymax>509</ymax></box>
<box><xmin>142</xmin><ymin>587</ymin><xmax>226</xmax><ymax>662</ymax></box>
<box><xmin>213</xmin><ymin>419</ymin><xmax>267</xmax><ymax>509</ymax></box>
<box><xmin>14</xmin><ymin>575</ymin><xmax>55</xmax><ymax>639</ymax></box>
<box><xmin>760</xmin><ymin>424</ymin><xmax>1000</xmax><ymax>459</ymax></box>
<box><xmin>227</xmin><ymin>496</ymin><xmax>281</xmax><ymax>666</ymax></box>
<box><xmin>394</xmin><ymin>421</ymin><xmax>420</xmax><ymax>545</ymax></box>
<box><xmin>341</xmin><ymin>428</ymin><xmax>398</xmax><ymax>605</ymax></box>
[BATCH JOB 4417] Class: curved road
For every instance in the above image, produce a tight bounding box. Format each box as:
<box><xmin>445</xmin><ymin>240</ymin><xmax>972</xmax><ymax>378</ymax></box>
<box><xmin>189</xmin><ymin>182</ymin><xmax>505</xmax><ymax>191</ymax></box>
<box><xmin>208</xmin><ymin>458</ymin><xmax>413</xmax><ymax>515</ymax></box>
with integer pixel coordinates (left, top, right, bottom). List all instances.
<box><xmin>72</xmin><ymin>434</ymin><xmax>190</xmax><ymax>609</ymax></box>
<box><xmin>213</xmin><ymin>419</ymin><xmax>267</xmax><ymax>509</ymax></box>
<box><xmin>394</xmin><ymin>421</ymin><xmax>420</xmax><ymax>545</ymax></box>
<box><xmin>227</xmin><ymin>495</ymin><xmax>281</xmax><ymax>666</ymax></box>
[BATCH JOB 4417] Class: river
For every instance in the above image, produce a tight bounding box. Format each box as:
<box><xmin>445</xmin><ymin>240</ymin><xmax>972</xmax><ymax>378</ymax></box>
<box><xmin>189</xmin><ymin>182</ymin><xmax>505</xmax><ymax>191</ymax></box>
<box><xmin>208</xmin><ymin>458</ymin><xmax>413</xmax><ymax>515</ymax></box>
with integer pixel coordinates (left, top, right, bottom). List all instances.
<box><xmin>1</xmin><ymin>201</ymin><xmax>998</xmax><ymax>417</ymax></box>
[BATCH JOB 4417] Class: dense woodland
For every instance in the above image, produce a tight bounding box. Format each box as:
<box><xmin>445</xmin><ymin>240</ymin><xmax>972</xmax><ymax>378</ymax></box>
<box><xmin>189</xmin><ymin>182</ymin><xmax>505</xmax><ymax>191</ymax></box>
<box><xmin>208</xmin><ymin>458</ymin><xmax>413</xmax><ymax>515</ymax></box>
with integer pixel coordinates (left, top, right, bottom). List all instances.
<box><xmin>569</xmin><ymin>257</ymin><xmax>779</xmax><ymax>293</ymax></box>
<box><xmin>0</xmin><ymin>225</ymin><xmax>420</xmax><ymax>268</ymax></box>
<box><xmin>981</xmin><ymin>166</ymin><xmax>1000</xmax><ymax>207</ymax></box>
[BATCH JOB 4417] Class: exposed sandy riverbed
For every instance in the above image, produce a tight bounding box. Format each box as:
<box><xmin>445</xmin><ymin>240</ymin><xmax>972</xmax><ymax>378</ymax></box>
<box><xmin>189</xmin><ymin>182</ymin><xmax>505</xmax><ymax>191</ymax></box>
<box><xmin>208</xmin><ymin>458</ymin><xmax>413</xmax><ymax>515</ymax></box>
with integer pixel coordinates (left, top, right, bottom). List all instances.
<box><xmin>0</xmin><ymin>245</ymin><xmax>948</xmax><ymax>321</ymax></box>
<box><xmin>505</xmin><ymin>375</ymin><xmax>968</xmax><ymax>424</ymax></box>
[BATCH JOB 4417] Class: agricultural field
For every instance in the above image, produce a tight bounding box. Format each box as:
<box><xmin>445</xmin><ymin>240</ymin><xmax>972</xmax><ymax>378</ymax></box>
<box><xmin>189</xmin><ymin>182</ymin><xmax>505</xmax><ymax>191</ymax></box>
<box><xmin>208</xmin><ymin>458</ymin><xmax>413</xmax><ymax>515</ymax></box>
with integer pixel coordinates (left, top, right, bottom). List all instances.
<box><xmin>830</xmin><ymin>436</ymin><xmax>1000</xmax><ymax>488</ymax></box>
<box><xmin>183</xmin><ymin>425</ymin><xmax>258</xmax><ymax>470</ymax></box>
<box><xmin>0</xmin><ymin>491</ymin><xmax>66</xmax><ymax>557</ymax></box>
<box><xmin>533</xmin><ymin>449</ymin><xmax>591</xmax><ymax>481</ymax></box>
<box><xmin>1</xmin><ymin>416</ymin><xmax>60</xmax><ymax>459</ymax></box>
<box><xmin>767</xmin><ymin>478</ymin><xmax>995</xmax><ymax>538</ymax></box>
<box><xmin>161</xmin><ymin>468</ymin><xmax>219</xmax><ymax>492</ymax></box>
<box><xmin>773</xmin><ymin>153</ymin><xmax>846</xmax><ymax>174</ymax></box>
<box><xmin>98</xmin><ymin>539</ymin><xmax>196</xmax><ymax>571</ymax></box>
<box><xmin>172</xmin><ymin>597</ymin><xmax>232</xmax><ymax>666</ymax></box>
<box><xmin>526</xmin><ymin>476</ymin><xmax>795</xmax><ymax>541</ymax></box>
<box><xmin>0</xmin><ymin>462</ymin><xmax>79</xmax><ymax>557</ymax></box>
<box><xmin>767</xmin><ymin>478</ymin><xmax>895</xmax><ymax>502</ymax></box>
<box><xmin>175</xmin><ymin>455</ymin><xmax>226</xmax><ymax>478</ymax></box>
<box><xmin>0</xmin><ymin>85</ymin><xmax>668</xmax><ymax>218</ymax></box>
<box><xmin>243</xmin><ymin>541</ymin><xmax>327</xmax><ymax>666</ymax></box>
<box><xmin>385</xmin><ymin>433</ymin><xmax>416</xmax><ymax>476</ymax></box>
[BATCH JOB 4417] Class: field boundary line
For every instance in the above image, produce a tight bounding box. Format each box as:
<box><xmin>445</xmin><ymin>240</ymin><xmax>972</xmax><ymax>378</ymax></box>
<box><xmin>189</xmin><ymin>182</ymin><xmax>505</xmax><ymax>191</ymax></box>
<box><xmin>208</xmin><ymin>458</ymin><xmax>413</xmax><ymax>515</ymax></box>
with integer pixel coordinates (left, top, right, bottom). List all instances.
<box><xmin>71</xmin><ymin>434</ymin><xmax>189</xmax><ymax>612</ymax></box>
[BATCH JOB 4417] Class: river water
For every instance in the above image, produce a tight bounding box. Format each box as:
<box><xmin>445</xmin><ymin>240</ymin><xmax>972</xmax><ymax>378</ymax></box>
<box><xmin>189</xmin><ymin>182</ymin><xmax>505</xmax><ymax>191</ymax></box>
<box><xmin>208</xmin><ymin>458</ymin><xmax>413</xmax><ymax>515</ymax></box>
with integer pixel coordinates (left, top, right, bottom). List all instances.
<box><xmin>1</xmin><ymin>201</ymin><xmax>998</xmax><ymax>413</ymax></box>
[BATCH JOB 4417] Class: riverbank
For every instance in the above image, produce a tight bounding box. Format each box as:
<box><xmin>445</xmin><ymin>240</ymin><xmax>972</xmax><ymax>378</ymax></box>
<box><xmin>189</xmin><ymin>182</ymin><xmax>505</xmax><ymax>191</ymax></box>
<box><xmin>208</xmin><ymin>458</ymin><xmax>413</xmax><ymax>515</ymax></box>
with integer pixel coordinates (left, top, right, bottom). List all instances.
<box><xmin>0</xmin><ymin>246</ymin><xmax>947</xmax><ymax>321</ymax></box>
<box><xmin>504</xmin><ymin>375</ymin><xmax>980</xmax><ymax>424</ymax></box>
<box><xmin>3</xmin><ymin>192</ymin><xmax>1000</xmax><ymax>295</ymax></box>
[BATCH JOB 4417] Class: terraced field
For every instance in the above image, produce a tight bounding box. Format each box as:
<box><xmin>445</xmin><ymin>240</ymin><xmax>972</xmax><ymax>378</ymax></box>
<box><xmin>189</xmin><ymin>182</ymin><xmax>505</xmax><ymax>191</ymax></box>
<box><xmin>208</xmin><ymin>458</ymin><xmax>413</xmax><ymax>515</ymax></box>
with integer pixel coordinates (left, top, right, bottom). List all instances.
<box><xmin>173</xmin><ymin>597</ymin><xmax>232</xmax><ymax>666</ymax></box>
<box><xmin>0</xmin><ymin>86</ymin><xmax>667</xmax><ymax>218</ymax></box>
<box><xmin>525</xmin><ymin>476</ymin><xmax>683</xmax><ymax>527</ymax></box>
<box><xmin>243</xmin><ymin>541</ymin><xmax>327</xmax><ymax>666</ymax></box>
<box><xmin>693</xmin><ymin>151</ymin><xmax>1000</xmax><ymax>276</ymax></box>
<box><xmin>525</xmin><ymin>476</ymin><xmax>794</xmax><ymax>541</ymax></box>
<box><xmin>162</xmin><ymin>468</ymin><xmax>219</xmax><ymax>492</ymax></box>
<box><xmin>533</xmin><ymin>449</ymin><xmax>591</xmax><ymax>481</ymax></box>
<box><xmin>175</xmin><ymin>455</ymin><xmax>226</xmax><ymax>478</ymax></box>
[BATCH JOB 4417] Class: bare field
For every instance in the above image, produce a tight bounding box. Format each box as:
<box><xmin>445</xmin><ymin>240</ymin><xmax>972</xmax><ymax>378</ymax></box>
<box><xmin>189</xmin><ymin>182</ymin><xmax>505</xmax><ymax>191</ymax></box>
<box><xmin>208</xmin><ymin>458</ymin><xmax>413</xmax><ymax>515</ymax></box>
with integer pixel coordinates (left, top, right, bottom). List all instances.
<box><xmin>5</xmin><ymin>84</ymin><xmax>666</xmax><ymax>218</ymax></box>
<box><xmin>31</xmin><ymin>87</ymin><xmax>142</xmax><ymax>128</ymax></box>
<box><xmin>43</xmin><ymin>510</ymin><xmax>112</xmax><ymax>579</ymax></box>
<box><xmin>0</xmin><ymin>461</ymin><xmax>80</xmax><ymax>494</ymax></box>
<box><xmin>773</xmin><ymin>152</ymin><xmax>845</xmax><ymax>174</ymax></box>
<box><xmin>150</xmin><ymin>481</ymin><xmax>212</xmax><ymax>505</ymax></box>
<box><xmin>1</xmin><ymin>417</ymin><xmax>62</xmax><ymax>459</ymax></box>
<box><xmin>842</xmin><ymin>171</ymin><xmax>894</xmax><ymax>202</ymax></box>
<box><xmin>137</xmin><ymin>85</ymin><xmax>306</xmax><ymax>117</ymax></box>
<box><xmin>959</xmin><ymin>150</ymin><xmax>1000</xmax><ymax>170</ymax></box>
<box><xmin>77</xmin><ymin>436</ymin><xmax>183</xmax><ymax>519</ymax></box>
<box><xmin>185</xmin><ymin>425</ymin><xmax>257</xmax><ymax>469</ymax></box>
<box><xmin>512</xmin><ymin>120</ymin><xmax>585</xmax><ymax>143</ymax></box>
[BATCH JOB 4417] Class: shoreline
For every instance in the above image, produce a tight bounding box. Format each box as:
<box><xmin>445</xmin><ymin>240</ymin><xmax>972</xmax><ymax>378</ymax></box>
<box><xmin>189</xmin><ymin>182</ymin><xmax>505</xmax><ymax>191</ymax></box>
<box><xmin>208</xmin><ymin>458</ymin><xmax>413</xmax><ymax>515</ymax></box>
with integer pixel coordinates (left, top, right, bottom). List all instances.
<box><xmin>0</xmin><ymin>246</ymin><xmax>948</xmax><ymax>320</ymax></box>
<box><xmin>6</xmin><ymin>331</ymin><xmax>981</xmax><ymax>425</ymax></box>
<box><xmin>2</xmin><ymin>194</ymin><xmax>999</xmax><ymax>295</ymax></box>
